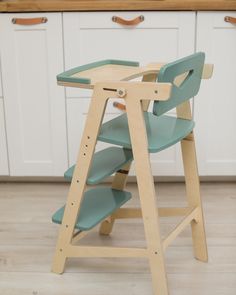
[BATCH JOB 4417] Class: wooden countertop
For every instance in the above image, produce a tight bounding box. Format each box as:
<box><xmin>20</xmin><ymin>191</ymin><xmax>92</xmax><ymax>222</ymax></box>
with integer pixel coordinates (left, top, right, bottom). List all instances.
<box><xmin>0</xmin><ymin>0</ymin><xmax>236</xmax><ymax>12</ymax></box>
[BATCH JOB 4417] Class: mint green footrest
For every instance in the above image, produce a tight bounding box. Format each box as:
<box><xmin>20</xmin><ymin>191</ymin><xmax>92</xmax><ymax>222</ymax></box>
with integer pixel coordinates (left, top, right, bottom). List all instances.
<box><xmin>52</xmin><ymin>187</ymin><xmax>132</xmax><ymax>231</ymax></box>
<box><xmin>64</xmin><ymin>147</ymin><xmax>133</xmax><ymax>185</ymax></box>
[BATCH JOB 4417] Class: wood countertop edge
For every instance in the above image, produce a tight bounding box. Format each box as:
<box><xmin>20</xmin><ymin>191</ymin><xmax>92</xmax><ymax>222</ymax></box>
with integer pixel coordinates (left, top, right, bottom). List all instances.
<box><xmin>0</xmin><ymin>1</ymin><xmax>236</xmax><ymax>12</ymax></box>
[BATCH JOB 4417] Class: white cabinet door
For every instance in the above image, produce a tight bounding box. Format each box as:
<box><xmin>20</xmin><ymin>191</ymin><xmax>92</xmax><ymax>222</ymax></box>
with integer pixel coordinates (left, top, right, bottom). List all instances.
<box><xmin>0</xmin><ymin>58</ymin><xmax>2</xmax><ymax>98</ymax></box>
<box><xmin>0</xmin><ymin>99</ymin><xmax>9</xmax><ymax>175</ymax></box>
<box><xmin>195</xmin><ymin>12</ymin><xmax>236</xmax><ymax>175</ymax></box>
<box><xmin>0</xmin><ymin>13</ymin><xmax>68</xmax><ymax>176</ymax></box>
<box><xmin>0</xmin><ymin>52</ymin><xmax>9</xmax><ymax>175</ymax></box>
<box><xmin>64</xmin><ymin>12</ymin><xmax>196</xmax><ymax>176</ymax></box>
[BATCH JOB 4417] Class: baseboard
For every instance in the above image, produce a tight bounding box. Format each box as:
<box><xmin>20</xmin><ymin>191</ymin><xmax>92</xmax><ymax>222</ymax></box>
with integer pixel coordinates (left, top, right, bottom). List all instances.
<box><xmin>0</xmin><ymin>175</ymin><xmax>236</xmax><ymax>183</ymax></box>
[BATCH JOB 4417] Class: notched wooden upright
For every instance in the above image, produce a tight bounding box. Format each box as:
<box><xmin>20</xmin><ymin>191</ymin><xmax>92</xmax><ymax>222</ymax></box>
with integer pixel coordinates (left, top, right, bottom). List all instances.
<box><xmin>51</xmin><ymin>58</ymin><xmax>213</xmax><ymax>295</ymax></box>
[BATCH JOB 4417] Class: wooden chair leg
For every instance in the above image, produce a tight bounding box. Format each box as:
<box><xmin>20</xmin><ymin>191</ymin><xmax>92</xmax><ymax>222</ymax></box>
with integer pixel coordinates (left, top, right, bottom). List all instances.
<box><xmin>52</xmin><ymin>90</ymin><xmax>108</xmax><ymax>274</ymax></box>
<box><xmin>99</xmin><ymin>161</ymin><xmax>132</xmax><ymax>235</ymax></box>
<box><xmin>52</xmin><ymin>250</ymin><xmax>67</xmax><ymax>274</ymax></box>
<box><xmin>140</xmin><ymin>182</ymin><xmax>169</xmax><ymax>295</ymax></box>
<box><xmin>181</xmin><ymin>132</ymin><xmax>208</xmax><ymax>262</ymax></box>
<box><xmin>126</xmin><ymin>99</ymin><xmax>169</xmax><ymax>295</ymax></box>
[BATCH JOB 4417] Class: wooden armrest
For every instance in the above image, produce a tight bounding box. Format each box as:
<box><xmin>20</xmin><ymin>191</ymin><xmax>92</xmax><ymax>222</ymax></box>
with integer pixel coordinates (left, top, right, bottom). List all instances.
<box><xmin>94</xmin><ymin>81</ymin><xmax>172</xmax><ymax>102</ymax></box>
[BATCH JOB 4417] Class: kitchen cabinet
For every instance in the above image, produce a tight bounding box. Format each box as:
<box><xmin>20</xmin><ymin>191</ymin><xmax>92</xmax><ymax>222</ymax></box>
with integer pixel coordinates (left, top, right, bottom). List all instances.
<box><xmin>0</xmin><ymin>58</ymin><xmax>2</xmax><ymax>98</ymax></box>
<box><xmin>195</xmin><ymin>12</ymin><xmax>236</xmax><ymax>175</ymax></box>
<box><xmin>64</xmin><ymin>12</ymin><xmax>196</xmax><ymax>176</ymax></box>
<box><xmin>0</xmin><ymin>10</ymin><xmax>235</xmax><ymax>177</ymax></box>
<box><xmin>0</xmin><ymin>13</ymin><xmax>68</xmax><ymax>176</ymax></box>
<box><xmin>0</xmin><ymin>99</ymin><xmax>9</xmax><ymax>175</ymax></box>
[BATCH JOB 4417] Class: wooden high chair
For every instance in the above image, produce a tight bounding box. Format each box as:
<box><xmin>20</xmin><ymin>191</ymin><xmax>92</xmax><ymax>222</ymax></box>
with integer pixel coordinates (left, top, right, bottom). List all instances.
<box><xmin>51</xmin><ymin>53</ymin><xmax>213</xmax><ymax>295</ymax></box>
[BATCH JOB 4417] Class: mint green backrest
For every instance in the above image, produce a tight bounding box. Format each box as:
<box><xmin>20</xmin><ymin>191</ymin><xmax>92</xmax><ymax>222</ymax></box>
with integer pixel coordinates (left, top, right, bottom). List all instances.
<box><xmin>153</xmin><ymin>52</ymin><xmax>205</xmax><ymax>116</ymax></box>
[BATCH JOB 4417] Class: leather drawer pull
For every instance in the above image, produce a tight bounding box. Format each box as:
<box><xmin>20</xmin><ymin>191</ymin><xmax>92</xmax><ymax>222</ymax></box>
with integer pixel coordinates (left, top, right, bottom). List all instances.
<box><xmin>112</xmin><ymin>15</ymin><xmax>144</xmax><ymax>26</ymax></box>
<box><xmin>224</xmin><ymin>16</ymin><xmax>236</xmax><ymax>24</ymax></box>
<box><xmin>12</xmin><ymin>17</ymin><xmax>48</xmax><ymax>25</ymax></box>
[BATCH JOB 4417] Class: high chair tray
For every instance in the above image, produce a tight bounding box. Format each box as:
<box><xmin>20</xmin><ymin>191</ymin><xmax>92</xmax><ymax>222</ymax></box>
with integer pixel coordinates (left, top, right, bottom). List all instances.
<box><xmin>57</xmin><ymin>59</ymin><xmax>141</xmax><ymax>89</ymax></box>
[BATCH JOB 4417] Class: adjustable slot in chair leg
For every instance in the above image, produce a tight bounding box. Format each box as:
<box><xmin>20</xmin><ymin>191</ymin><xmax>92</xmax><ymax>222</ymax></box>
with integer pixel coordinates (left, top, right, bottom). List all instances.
<box><xmin>181</xmin><ymin>133</ymin><xmax>208</xmax><ymax>262</ymax></box>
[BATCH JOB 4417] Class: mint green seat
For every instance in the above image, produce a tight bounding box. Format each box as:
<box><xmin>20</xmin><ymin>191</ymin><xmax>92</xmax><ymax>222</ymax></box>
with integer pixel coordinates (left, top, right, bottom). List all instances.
<box><xmin>98</xmin><ymin>52</ymin><xmax>205</xmax><ymax>152</ymax></box>
<box><xmin>99</xmin><ymin>113</ymin><xmax>194</xmax><ymax>153</ymax></box>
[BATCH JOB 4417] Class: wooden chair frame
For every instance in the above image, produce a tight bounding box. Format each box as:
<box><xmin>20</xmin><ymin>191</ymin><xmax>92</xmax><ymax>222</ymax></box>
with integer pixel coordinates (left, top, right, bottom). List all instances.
<box><xmin>52</xmin><ymin>63</ymin><xmax>213</xmax><ymax>295</ymax></box>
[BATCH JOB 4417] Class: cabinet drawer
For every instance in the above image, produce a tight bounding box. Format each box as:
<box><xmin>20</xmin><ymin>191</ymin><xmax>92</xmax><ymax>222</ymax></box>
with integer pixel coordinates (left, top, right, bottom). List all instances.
<box><xmin>76</xmin><ymin>11</ymin><xmax>181</xmax><ymax>29</ymax></box>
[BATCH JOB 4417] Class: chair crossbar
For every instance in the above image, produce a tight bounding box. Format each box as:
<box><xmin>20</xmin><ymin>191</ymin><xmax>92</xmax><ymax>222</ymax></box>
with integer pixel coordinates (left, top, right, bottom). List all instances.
<box><xmin>71</xmin><ymin>206</ymin><xmax>195</xmax><ymax>244</ymax></box>
<box><xmin>112</xmin><ymin>207</ymin><xmax>192</xmax><ymax>219</ymax></box>
<box><xmin>162</xmin><ymin>207</ymin><xmax>199</xmax><ymax>251</ymax></box>
<box><xmin>66</xmin><ymin>245</ymin><xmax>148</xmax><ymax>258</ymax></box>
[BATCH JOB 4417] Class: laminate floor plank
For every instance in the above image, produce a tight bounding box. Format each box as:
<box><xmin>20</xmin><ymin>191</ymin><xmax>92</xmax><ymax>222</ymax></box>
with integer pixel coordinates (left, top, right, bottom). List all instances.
<box><xmin>0</xmin><ymin>272</ymin><xmax>236</xmax><ymax>295</ymax></box>
<box><xmin>0</xmin><ymin>182</ymin><xmax>235</xmax><ymax>294</ymax></box>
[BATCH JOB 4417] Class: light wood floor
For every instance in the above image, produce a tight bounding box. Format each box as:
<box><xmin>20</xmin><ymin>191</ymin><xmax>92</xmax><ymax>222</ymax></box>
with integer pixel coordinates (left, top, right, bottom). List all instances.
<box><xmin>0</xmin><ymin>182</ymin><xmax>236</xmax><ymax>295</ymax></box>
